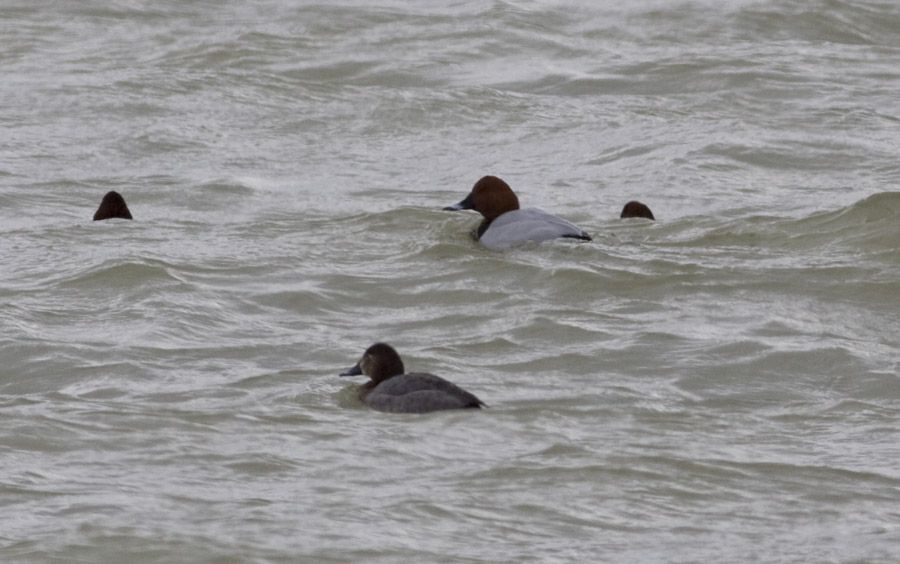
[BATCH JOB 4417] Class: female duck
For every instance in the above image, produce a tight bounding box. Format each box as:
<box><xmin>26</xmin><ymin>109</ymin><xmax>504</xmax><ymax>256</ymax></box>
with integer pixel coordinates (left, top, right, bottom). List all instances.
<box><xmin>340</xmin><ymin>343</ymin><xmax>485</xmax><ymax>413</ymax></box>
<box><xmin>444</xmin><ymin>175</ymin><xmax>591</xmax><ymax>250</ymax></box>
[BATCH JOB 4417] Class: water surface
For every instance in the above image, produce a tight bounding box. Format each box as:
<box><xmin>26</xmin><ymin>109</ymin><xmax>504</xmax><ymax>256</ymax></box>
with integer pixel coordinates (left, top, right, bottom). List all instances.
<box><xmin>2</xmin><ymin>1</ymin><xmax>900</xmax><ymax>562</ymax></box>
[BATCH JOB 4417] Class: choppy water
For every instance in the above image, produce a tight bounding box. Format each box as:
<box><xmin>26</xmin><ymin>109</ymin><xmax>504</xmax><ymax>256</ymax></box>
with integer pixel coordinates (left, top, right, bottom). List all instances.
<box><xmin>2</xmin><ymin>1</ymin><xmax>900</xmax><ymax>562</ymax></box>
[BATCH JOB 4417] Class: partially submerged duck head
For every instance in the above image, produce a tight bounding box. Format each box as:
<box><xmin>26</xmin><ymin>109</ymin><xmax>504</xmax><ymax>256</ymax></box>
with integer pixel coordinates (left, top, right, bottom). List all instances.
<box><xmin>93</xmin><ymin>191</ymin><xmax>133</xmax><ymax>221</ymax></box>
<box><xmin>620</xmin><ymin>200</ymin><xmax>654</xmax><ymax>220</ymax></box>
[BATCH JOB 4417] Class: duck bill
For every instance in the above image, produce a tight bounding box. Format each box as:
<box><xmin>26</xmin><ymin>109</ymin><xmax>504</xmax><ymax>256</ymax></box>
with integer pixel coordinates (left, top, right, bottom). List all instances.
<box><xmin>339</xmin><ymin>363</ymin><xmax>362</xmax><ymax>377</ymax></box>
<box><xmin>443</xmin><ymin>193</ymin><xmax>474</xmax><ymax>211</ymax></box>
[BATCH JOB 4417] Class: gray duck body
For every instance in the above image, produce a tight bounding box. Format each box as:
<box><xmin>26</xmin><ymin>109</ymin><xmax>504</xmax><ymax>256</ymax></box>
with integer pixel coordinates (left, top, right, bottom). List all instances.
<box><xmin>341</xmin><ymin>343</ymin><xmax>485</xmax><ymax>414</ymax></box>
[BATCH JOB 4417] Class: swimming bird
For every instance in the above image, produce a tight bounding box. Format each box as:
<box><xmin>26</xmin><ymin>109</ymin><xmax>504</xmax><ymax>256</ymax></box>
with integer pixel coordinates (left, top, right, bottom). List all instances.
<box><xmin>620</xmin><ymin>200</ymin><xmax>654</xmax><ymax>220</ymax></box>
<box><xmin>93</xmin><ymin>191</ymin><xmax>133</xmax><ymax>221</ymax></box>
<box><xmin>340</xmin><ymin>343</ymin><xmax>485</xmax><ymax>413</ymax></box>
<box><xmin>444</xmin><ymin>175</ymin><xmax>591</xmax><ymax>250</ymax></box>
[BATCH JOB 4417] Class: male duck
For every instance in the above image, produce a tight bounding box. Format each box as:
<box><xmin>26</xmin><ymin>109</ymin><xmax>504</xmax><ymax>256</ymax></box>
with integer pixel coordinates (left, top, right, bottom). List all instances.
<box><xmin>444</xmin><ymin>176</ymin><xmax>591</xmax><ymax>250</ymax></box>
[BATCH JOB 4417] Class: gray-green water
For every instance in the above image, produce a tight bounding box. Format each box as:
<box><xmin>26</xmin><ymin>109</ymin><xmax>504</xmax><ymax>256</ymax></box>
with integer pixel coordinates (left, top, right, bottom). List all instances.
<box><xmin>2</xmin><ymin>1</ymin><xmax>900</xmax><ymax>562</ymax></box>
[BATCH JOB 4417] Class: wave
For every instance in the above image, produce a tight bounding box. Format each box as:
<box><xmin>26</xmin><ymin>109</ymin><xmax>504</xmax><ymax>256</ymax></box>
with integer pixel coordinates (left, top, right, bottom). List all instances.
<box><xmin>660</xmin><ymin>191</ymin><xmax>900</xmax><ymax>254</ymax></box>
<box><xmin>55</xmin><ymin>257</ymin><xmax>189</xmax><ymax>291</ymax></box>
<box><xmin>788</xmin><ymin>191</ymin><xmax>900</xmax><ymax>252</ymax></box>
<box><xmin>733</xmin><ymin>0</ymin><xmax>900</xmax><ymax>46</ymax></box>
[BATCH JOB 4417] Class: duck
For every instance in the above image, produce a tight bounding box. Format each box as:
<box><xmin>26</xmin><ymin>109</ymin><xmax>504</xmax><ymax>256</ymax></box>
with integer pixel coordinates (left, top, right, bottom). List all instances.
<box><xmin>620</xmin><ymin>200</ymin><xmax>654</xmax><ymax>220</ymax></box>
<box><xmin>340</xmin><ymin>343</ymin><xmax>485</xmax><ymax>413</ymax></box>
<box><xmin>443</xmin><ymin>175</ymin><xmax>591</xmax><ymax>250</ymax></box>
<box><xmin>93</xmin><ymin>191</ymin><xmax>133</xmax><ymax>221</ymax></box>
